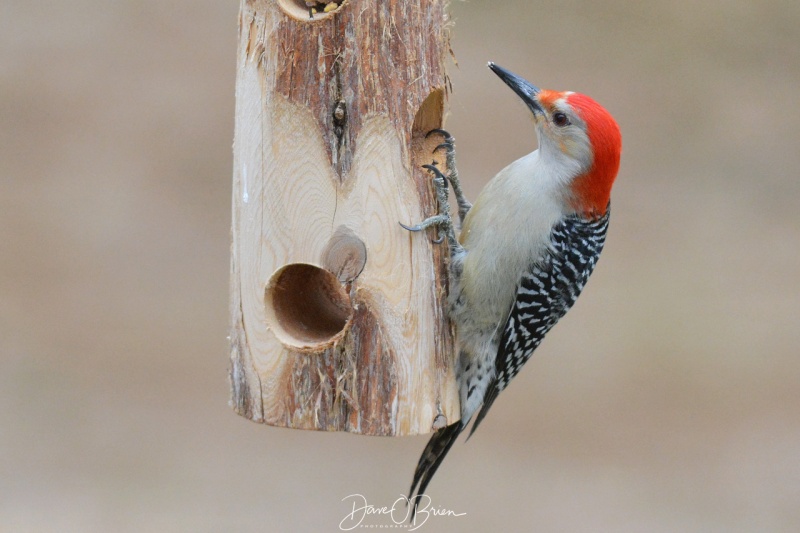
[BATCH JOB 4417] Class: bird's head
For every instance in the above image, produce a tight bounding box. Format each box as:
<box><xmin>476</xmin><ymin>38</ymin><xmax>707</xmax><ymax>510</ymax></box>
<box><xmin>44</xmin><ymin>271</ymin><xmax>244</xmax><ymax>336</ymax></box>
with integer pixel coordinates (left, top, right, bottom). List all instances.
<box><xmin>489</xmin><ymin>62</ymin><xmax>622</xmax><ymax>218</ymax></box>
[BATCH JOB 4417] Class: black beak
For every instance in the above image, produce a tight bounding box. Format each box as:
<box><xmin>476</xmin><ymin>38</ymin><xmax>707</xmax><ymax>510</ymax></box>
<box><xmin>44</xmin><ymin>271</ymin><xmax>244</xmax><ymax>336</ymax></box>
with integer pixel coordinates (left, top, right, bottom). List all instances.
<box><xmin>488</xmin><ymin>62</ymin><xmax>543</xmax><ymax>115</ymax></box>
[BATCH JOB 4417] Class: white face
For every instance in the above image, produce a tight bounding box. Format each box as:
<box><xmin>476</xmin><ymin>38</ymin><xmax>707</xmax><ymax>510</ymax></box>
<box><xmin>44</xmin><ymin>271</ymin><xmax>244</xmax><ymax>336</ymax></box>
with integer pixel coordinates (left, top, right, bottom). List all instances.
<box><xmin>534</xmin><ymin>94</ymin><xmax>594</xmax><ymax>182</ymax></box>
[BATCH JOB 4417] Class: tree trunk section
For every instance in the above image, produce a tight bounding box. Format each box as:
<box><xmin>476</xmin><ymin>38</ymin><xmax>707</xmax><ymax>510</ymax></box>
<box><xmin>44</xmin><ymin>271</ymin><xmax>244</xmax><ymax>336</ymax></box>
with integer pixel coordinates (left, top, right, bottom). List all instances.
<box><xmin>229</xmin><ymin>0</ymin><xmax>459</xmax><ymax>436</ymax></box>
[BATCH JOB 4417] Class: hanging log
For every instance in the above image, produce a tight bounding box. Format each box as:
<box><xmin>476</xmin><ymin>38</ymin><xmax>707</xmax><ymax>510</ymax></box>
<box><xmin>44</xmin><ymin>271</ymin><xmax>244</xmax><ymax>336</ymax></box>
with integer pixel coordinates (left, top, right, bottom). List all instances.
<box><xmin>229</xmin><ymin>0</ymin><xmax>459</xmax><ymax>436</ymax></box>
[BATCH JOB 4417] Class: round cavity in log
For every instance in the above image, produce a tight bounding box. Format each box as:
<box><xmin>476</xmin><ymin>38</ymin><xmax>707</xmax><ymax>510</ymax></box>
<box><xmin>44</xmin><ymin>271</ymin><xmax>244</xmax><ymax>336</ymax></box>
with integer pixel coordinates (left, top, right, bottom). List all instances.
<box><xmin>412</xmin><ymin>88</ymin><xmax>445</xmax><ymax>137</ymax></box>
<box><xmin>278</xmin><ymin>0</ymin><xmax>343</xmax><ymax>21</ymax></box>
<box><xmin>265</xmin><ymin>263</ymin><xmax>352</xmax><ymax>348</ymax></box>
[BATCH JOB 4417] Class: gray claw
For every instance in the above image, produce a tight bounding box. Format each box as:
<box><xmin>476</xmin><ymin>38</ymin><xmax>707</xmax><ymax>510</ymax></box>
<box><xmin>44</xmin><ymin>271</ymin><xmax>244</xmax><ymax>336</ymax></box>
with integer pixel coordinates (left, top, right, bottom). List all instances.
<box><xmin>421</xmin><ymin>164</ymin><xmax>448</xmax><ymax>181</ymax></box>
<box><xmin>433</xmin><ymin>142</ymin><xmax>454</xmax><ymax>154</ymax></box>
<box><xmin>399</xmin><ymin>221</ymin><xmax>422</xmax><ymax>232</ymax></box>
<box><xmin>426</xmin><ymin>128</ymin><xmax>452</xmax><ymax>140</ymax></box>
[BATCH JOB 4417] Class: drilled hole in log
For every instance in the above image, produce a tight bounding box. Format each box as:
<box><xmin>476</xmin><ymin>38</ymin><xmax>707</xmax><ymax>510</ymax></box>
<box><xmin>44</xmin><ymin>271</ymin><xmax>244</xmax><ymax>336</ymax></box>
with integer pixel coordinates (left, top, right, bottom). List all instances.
<box><xmin>412</xmin><ymin>88</ymin><xmax>445</xmax><ymax>137</ymax></box>
<box><xmin>412</xmin><ymin>88</ymin><xmax>446</xmax><ymax>174</ymax></box>
<box><xmin>412</xmin><ymin>88</ymin><xmax>447</xmax><ymax>198</ymax></box>
<box><xmin>278</xmin><ymin>0</ymin><xmax>343</xmax><ymax>21</ymax></box>
<box><xmin>265</xmin><ymin>263</ymin><xmax>352</xmax><ymax>348</ymax></box>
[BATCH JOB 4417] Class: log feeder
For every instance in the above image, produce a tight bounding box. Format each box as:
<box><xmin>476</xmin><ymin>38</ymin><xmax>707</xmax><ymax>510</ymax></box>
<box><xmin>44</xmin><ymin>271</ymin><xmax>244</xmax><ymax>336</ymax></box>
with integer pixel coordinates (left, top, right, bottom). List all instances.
<box><xmin>229</xmin><ymin>0</ymin><xmax>459</xmax><ymax>436</ymax></box>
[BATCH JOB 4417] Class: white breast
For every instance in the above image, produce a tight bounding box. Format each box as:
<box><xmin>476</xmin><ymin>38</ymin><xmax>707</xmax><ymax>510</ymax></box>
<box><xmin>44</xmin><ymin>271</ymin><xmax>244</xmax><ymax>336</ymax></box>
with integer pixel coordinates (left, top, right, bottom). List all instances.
<box><xmin>454</xmin><ymin>150</ymin><xmax>569</xmax><ymax>331</ymax></box>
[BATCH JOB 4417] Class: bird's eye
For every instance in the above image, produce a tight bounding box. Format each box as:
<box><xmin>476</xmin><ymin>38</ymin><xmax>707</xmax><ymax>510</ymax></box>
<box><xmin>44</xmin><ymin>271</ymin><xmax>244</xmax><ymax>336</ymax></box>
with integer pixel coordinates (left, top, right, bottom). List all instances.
<box><xmin>553</xmin><ymin>112</ymin><xmax>570</xmax><ymax>127</ymax></box>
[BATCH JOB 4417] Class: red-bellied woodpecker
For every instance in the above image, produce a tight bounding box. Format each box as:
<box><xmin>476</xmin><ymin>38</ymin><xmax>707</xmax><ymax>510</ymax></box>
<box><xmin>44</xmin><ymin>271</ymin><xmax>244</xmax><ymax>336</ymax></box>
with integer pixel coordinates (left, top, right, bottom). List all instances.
<box><xmin>401</xmin><ymin>62</ymin><xmax>622</xmax><ymax>518</ymax></box>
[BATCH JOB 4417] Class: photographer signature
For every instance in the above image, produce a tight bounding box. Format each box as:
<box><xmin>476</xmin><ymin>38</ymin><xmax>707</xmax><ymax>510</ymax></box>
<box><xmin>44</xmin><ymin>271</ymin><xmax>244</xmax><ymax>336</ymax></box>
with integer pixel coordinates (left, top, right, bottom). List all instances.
<box><xmin>339</xmin><ymin>493</ymin><xmax>466</xmax><ymax>531</ymax></box>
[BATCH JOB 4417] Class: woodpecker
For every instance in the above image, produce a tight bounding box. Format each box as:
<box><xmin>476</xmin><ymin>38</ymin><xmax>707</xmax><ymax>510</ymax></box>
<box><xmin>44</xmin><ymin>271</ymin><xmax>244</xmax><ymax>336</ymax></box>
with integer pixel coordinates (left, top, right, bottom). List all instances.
<box><xmin>401</xmin><ymin>62</ymin><xmax>622</xmax><ymax>517</ymax></box>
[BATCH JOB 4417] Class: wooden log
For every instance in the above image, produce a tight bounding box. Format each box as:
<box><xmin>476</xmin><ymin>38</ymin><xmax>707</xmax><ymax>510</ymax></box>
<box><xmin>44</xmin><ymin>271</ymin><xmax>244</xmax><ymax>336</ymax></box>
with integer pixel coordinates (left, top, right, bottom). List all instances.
<box><xmin>229</xmin><ymin>0</ymin><xmax>459</xmax><ymax>436</ymax></box>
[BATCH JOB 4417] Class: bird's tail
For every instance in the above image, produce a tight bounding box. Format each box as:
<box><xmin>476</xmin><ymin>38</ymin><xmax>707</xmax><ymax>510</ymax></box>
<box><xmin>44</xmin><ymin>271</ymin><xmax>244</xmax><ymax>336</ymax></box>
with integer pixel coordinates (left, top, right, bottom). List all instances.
<box><xmin>407</xmin><ymin>421</ymin><xmax>464</xmax><ymax>522</ymax></box>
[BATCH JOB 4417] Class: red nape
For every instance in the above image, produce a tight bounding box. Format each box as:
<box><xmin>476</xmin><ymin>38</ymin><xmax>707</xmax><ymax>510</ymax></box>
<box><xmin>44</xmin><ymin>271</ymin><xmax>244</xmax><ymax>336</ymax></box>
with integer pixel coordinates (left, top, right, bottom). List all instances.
<box><xmin>567</xmin><ymin>93</ymin><xmax>622</xmax><ymax>218</ymax></box>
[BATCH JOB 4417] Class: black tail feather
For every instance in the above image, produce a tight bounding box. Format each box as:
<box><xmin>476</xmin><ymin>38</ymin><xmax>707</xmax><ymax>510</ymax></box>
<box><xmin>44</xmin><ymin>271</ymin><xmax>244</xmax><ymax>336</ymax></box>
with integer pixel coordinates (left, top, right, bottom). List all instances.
<box><xmin>466</xmin><ymin>383</ymin><xmax>500</xmax><ymax>441</ymax></box>
<box><xmin>407</xmin><ymin>422</ymin><xmax>464</xmax><ymax>522</ymax></box>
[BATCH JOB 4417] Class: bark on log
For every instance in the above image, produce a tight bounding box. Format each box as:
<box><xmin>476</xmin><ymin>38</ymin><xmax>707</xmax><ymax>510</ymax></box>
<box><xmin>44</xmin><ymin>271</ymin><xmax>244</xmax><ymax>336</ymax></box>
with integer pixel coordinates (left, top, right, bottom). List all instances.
<box><xmin>229</xmin><ymin>0</ymin><xmax>459</xmax><ymax>436</ymax></box>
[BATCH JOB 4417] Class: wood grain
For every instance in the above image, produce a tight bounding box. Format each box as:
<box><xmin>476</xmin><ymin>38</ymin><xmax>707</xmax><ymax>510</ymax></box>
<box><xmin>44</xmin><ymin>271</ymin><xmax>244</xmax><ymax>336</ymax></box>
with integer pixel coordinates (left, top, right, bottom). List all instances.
<box><xmin>229</xmin><ymin>0</ymin><xmax>458</xmax><ymax>435</ymax></box>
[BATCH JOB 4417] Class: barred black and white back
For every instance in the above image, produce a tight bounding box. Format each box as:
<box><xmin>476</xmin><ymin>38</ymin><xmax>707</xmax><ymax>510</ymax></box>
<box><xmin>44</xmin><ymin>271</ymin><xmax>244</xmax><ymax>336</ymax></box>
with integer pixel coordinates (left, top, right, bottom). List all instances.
<box><xmin>408</xmin><ymin>209</ymin><xmax>610</xmax><ymax>511</ymax></box>
<box><xmin>468</xmin><ymin>207</ymin><xmax>609</xmax><ymax>436</ymax></box>
<box><xmin>406</xmin><ymin>67</ymin><xmax>622</xmax><ymax>522</ymax></box>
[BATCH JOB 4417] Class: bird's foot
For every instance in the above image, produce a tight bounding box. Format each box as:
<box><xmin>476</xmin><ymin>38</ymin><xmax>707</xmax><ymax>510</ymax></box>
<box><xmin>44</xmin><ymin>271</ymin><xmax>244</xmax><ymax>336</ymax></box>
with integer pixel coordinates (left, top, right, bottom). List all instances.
<box><xmin>400</xmin><ymin>164</ymin><xmax>462</xmax><ymax>252</ymax></box>
<box><xmin>427</xmin><ymin>129</ymin><xmax>472</xmax><ymax>224</ymax></box>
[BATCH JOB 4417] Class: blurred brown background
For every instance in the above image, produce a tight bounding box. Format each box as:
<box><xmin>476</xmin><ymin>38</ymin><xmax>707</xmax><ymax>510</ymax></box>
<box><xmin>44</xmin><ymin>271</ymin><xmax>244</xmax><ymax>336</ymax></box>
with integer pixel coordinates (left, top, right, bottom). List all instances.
<box><xmin>2</xmin><ymin>1</ymin><xmax>799</xmax><ymax>531</ymax></box>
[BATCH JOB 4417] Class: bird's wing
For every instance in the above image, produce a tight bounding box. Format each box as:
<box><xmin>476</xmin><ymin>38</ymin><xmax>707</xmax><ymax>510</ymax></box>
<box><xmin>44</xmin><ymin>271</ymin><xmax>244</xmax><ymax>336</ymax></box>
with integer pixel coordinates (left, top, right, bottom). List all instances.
<box><xmin>468</xmin><ymin>210</ymin><xmax>610</xmax><ymax>439</ymax></box>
